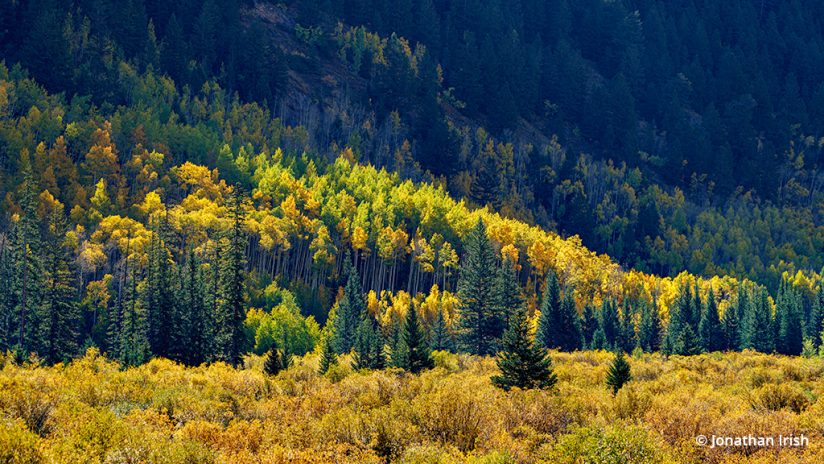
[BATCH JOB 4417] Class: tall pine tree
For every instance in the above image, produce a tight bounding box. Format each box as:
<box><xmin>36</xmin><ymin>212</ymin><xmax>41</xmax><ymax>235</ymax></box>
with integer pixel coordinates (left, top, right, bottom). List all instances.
<box><xmin>215</xmin><ymin>188</ymin><xmax>247</xmax><ymax>365</ymax></box>
<box><xmin>458</xmin><ymin>219</ymin><xmax>498</xmax><ymax>355</ymax></box>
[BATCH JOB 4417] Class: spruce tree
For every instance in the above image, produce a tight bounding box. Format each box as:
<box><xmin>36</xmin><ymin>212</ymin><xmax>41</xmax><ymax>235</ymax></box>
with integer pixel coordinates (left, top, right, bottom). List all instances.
<box><xmin>9</xmin><ymin>157</ymin><xmax>43</xmax><ymax>355</ymax></box>
<box><xmin>724</xmin><ymin>285</ymin><xmax>744</xmax><ymax>351</ymax></box>
<box><xmin>698</xmin><ymin>288</ymin><xmax>723</xmax><ymax>352</ymax></box>
<box><xmin>600</xmin><ymin>298</ymin><xmax>619</xmax><ymax>349</ymax></box>
<box><xmin>333</xmin><ymin>253</ymin><xmax>365</xmax><ymax>354</ymax></box>
<box><xmin>637</xmin><ymin>300</ymin><xmax>661</xmax><ymax>352</ymax></box>
<box><xmin>491</xmin><ymin>305</ymin><xmax>557</xmax><ymax>391</ymax></box>
<box><xmin>215</xmin><ymin>188</ymin><xmax>247</xmax><ymax>365</ymax></box>
<box><xmin>145</xmin><ymin>224</ymin><xmax>179</xmax><ymax>361</ymax></box>
<box><xmin>776</xmin><ymin>284</ymin><xmax>803</xmax><ymax>355</ymax></box>
<box><xmin>182</xmin><ymin>249</ymin><xmax>211</xmax><ymax>365</ymax></box>
<box><xmin>429</xmin><ymin>309</ymin><xmax>454</xmax><ymax>352</ymax></box>
<box><xmin>490</xmin><ymin>256</ymin><xmax>522</xmax><ymax>345</ymax></box>
<box><xmin>318</xmin><ymin>336</ymin><xmax>337</xmax><ymax>374</ymax></box>
<box><xmin>38</xmin><ymin>209</ymin><xmax>80</xmax><ymax>364</ymax></box>
<box><xmin>458</xmin><ymin>219</ymin><xmax>498</xmax><ymax>355</ymax></box>
<box><xmin>536</xmin><ymin>270</ymin><xmax>563</xmax><ymax>349</ymax></box>
<box><xmin>750</xmin><ymin>288</ymin><xmax>775</xmax><ymax>353</ymax></box>
<box><xmin>399</xmin><ymin>304</ymin><xmax>433</xmax><ymax>373</ymax></box>
<box><xmin>812</xmin><ymin>286</ymin><xmax>824</xmax><ymax>348</ymax></box>
<box><xmin>353</xmin><ymin>314</ymin><xmax>385</xmax><ymax>370</ymax></box>
<box><xmin>117</xmin><ymin>268</ymin><xmax>150</xmax><ymax>367</ymax></box>
<box><xmin>263</xmin><ymin>348</ymin><xmax>285</xmax><ymax>376</ymax></box>
<box><xmin>666</xmin><ymin>284</ymin><xmax>702</xmax><ymax>355</ymax></box>
<box><xmin>581</xmin><ymin>303</ymin><xmax>598</xmax><ymax>349</ymax></box>
<box><xmin>618</xmin><ymin>301</ymin><xmax>636</xmax><ymax>352</ymax></box>
<box><xmin>606</xmin><ymin>349</ymin><xmax>632</xmax><ymax>395</ymax></box>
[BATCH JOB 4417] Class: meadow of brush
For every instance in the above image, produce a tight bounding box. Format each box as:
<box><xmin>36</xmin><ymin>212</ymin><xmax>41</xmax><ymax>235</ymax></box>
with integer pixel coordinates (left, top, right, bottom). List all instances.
<box><xmin>1</xmin><ymin>349</ymin><xmax>823</xmax><ymax>464</ymax></box>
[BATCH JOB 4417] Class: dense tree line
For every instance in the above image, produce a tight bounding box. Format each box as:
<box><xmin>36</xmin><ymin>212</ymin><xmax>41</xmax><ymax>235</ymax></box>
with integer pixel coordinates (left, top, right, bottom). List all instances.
<box><xmin>0</xmin><ymin>0</ymin><xmax>821</xmax><ymax>289</ymax></box>
<box><xmin>0</xmin><ymin>60</ymin><xmax>821</xmax><ymax>370</ymax></box>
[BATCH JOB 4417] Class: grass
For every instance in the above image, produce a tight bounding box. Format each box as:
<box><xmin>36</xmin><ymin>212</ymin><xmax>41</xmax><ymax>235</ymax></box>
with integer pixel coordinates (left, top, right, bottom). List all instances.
<box><xmin>1</xmin><ymin>349</ymin><xmax>823</xmax><ymax>463</ymax></box>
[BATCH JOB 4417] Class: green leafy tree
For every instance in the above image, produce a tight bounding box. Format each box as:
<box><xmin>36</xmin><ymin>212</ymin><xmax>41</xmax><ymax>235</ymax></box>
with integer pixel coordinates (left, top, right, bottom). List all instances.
<box><xmin>492</xmin><ymin>305</ymin><xmax>557</xmax><ymax>391</ymax></box>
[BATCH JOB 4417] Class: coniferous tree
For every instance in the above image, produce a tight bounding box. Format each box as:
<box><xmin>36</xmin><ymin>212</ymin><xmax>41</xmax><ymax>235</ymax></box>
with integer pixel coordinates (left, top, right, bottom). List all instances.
<box><xmin>724</xmin><ymin>285</ymin><xmax>744</xmax><ymax>351</ymax></box>
<box><xmin>353</xmin><ymin>315</ymin><xmax>385</xmax><ymax>370</ymax></box>
<box><xmin>9</xmin><ymin>158</ymin><xmax>43</xmax><ymax>355</ymax></box>
<box><xmin>600</xmin><ymin>298</ymin><xmax>619</xmax><ymax>349</ymax></box>
<box><xmin>38</xmin><ymin>209</ymin><xmax>81</xmax><ymax>364</ymax></box>
<box><xmin>429</xmin><ymin>309</ymin><xmax>454</xmax><ymax>352</ymax></box>
<box><xmin>117</xmin><ymin>264</ymin><xmax>150</xmax><ymax>367</ymax></box>
<box><xmin>618</xmin><ymin>301</ymin><xmax>636</xmax><ymax>352</ymax></box>
<box><xmin>665</xmin><ymin>285</ymin><xmax>702</xmax><ymax>355</ymax></box>
<box><xmin>399</xmin><ymin>304</ymin><xmax>433</xmax><ymax>373</ymax></box>
<box><xmin>263</xmin><ymin>348</ymin><xmax>285</xmax><ymax>376</ymax></box>
<box><xmin>606</xmin><ymin>349</ymin><xmax>632</xmax><ymax>395</ymax></box>
<box><xmin>215</xmin><ymin>189</ymin><xmax>247</xmax><ymax>365</ymax></box>
<box><xmin>748</xmin><ymin>288</ymin><xmax>775</xmax><ymax>353</ymax></box>
<box><xmin>812</xmin><ymin>286</ymin><xmax>824</xmax><ymax>348</ymax></box>
<box><xmin>145</xmin><ymin>224</ymin><xmax>179</xmax><ymax>360</ymax></box>
<box><xmin>581</xmin><ymin>303</ymin><xmax>598</xmax><ymax>349</ymax></box>
<box><xmin>776</xmin><ymin>283</ymin><xmax>803</xmax><ymax>355</ymax></box>
<box><xmin>491</xmin><ymin>305</ymin><xmax>557</xmax><ymax>391</ymax></box>
<box><xmin>318</xmin><ymin>336</ymin><xmax>337</xmax><ymax>375</ymax></box>
<box><xmin>637</xmin><ymin>300</ymin><xmax>661</xmax><ymax>352</ymax></box>
<box><xmin>536</xmin><ymin>270</ymin><xmax>563</xmax><ymax>349</ymax></box>
<box><xmin>490</xmin><ymin>256</ymin><xmax>522</xmax><ymax>345</ymax></box>
<box><xmin>458</xmin><ymin>219</ymin><xmax>498</xmax><ymax>355</ymax></box>
<box><xmin>182</xmin><ymin>248</ymin><xmax>211</xmax><ymax>365</ymax></box>
<box><xmin>332</xmin><ymin>253</ymin><xmax>364</xmax><ymax>354</ymax></box>
<box><xmin>698</xmin><ymin>288</ymin><xmax>723</xmax><ymax>352</ymax></box>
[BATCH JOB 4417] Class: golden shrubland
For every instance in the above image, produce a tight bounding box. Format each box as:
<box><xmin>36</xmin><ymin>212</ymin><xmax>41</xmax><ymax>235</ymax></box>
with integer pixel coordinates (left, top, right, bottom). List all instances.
<box><xmin>1</xmin><ymin>349</ymin><xmax>823</xmax><ymax>463</ymax></box>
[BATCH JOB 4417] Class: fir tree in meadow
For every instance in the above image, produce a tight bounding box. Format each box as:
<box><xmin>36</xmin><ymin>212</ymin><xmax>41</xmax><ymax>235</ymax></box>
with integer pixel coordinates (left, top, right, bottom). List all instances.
<box><xmin>724</xmin><ymin>285</ymin><xmax>744</xmax><ymax>351</ymax></box>
<box><xmin>699</xmin><ymin>288</ymin><xmax>723</xmax><ymax>352</ymax></box>
<box><xmin>263</xmin><ymin>348</ymin><xmax>285</xmax><ymax>376</ymax></box>
<box><xmin>458</xmin><ymin>219</ymin><xmax>498</xmax><ymax>355</ymax></box>
<box><xmin>492</xmin><ymin>305</ymin><xmax>557</xmax><ymax>391</ymax></box>
<box><xmin>776</xmin><ymin>283</ymin><xmax>803</xmax><ymax>355</ymax></box>
<box><xmin>215</xmin><ymin>188</ymin><xmax>248</xmax><ymax>365</ymax></box>
<box><xmin>490</xmin><ymin>256</ymin><xmax>523</xmax><ymax>344</ymax></box>
<box><xmin>606</xmin><ymin>349</ymin><xmax>632</xmax><ymax>395</ymax></box>
<box><xmin>353</xmin><ymin>312</ymin><xmax>385</xmax><ymax>370</ymax></box>
<box><xmin>429</xmin><ymin>309</ymin><xmax>454</xmax><ymax>352</ymax></box>
<box><xmin>637</xmin><ymin>300</ymin><xmax>661</xmax><ymax>352</ymax></box>
<box><xmin>581</xmin><ymin>303</ymin><xmax>598</xmax><ymax>349</ymax></box>
<box><xmin>38</xmin><ymin>209</ymin><xmax>81</xmax><ymax>364</ymax></box>
<box><xmin>536</xmin><ymin>270</ymin><xmax>563</xmax><ymax>349</ymax></box>
<box><xmin>333</xmin><ymin>252</ymin><xmax>365</xmax><ymax>354</ymax></box>
<box><xmin>318</xmin><ymin>336</ymin><xmax>338</xmax><ymax>375</ymax></box>
<box><xmin>600</xmin><ymin>298</ymin><xmax>619</xmax><ymax>349</ymax></box>
<box><xmin>399</xmin><ymin>303</ymin><xmax>433</xmax><ymax>373</ymax></box>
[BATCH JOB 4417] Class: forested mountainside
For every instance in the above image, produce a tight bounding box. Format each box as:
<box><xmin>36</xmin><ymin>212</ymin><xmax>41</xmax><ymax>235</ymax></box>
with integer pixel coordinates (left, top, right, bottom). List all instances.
<box><xmin>0</xmin><ymin>64</ymin><xmax>821</xmax><ymax>367</ymax></box>
<box><xmin>0</xmin><ymin>0</ymin><xmax>821</xmax><ymax>288</ymax></box>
